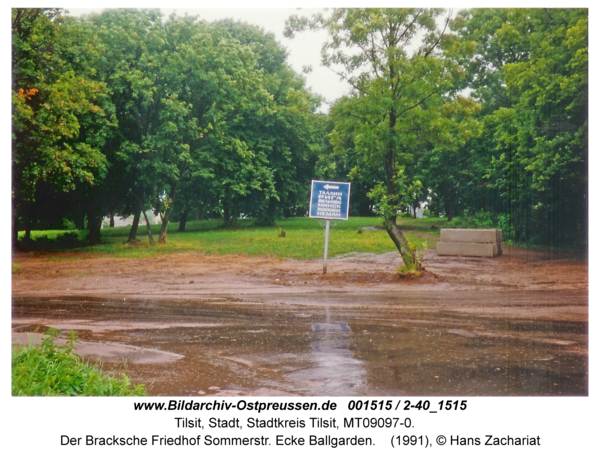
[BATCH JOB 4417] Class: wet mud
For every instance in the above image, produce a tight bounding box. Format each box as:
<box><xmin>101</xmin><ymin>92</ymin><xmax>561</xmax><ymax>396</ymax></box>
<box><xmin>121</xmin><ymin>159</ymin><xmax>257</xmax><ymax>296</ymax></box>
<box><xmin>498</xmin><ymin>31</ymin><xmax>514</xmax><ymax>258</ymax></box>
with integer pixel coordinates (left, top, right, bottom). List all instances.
<box><xmin>12</xmin><ymin>247</ymin><xmax>588</xmax><ymax>396</ymax></box>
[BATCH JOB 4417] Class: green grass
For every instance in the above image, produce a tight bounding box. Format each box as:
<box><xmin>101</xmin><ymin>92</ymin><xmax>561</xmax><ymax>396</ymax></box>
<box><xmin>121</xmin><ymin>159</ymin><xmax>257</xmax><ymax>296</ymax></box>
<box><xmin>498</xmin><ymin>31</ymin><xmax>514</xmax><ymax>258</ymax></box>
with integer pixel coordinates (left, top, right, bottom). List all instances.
<box><xmin>397</xmin><ymin>216</ymin><xmax>446</xmax><ymax>229</ymax></box>
<box><xmin>12</xmin><ymin>329</ymin><xmax>146</xmax><ymax>396</ymax></box>
<box><xmin>20</xmin><ymin>217</ymin><xmax>443</xmax><ymax>260</ymax></box>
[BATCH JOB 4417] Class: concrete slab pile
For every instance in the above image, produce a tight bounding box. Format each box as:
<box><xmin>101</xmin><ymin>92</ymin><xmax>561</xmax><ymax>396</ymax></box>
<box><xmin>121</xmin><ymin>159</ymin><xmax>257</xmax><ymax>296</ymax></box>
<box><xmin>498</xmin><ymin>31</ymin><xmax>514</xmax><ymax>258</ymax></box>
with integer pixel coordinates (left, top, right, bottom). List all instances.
<box><xmin>437</xmin><ymin>229</ymin><xmax>502</xmax><ymax>257</ymax></box>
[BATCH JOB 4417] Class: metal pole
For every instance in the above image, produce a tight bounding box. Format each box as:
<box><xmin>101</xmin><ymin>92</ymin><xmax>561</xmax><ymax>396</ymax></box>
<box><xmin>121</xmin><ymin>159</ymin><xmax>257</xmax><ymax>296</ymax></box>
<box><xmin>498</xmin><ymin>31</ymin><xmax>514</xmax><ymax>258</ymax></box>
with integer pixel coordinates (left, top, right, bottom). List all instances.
<box><xmin>323</xmin><ymin>219</ymin><xmax>330</xmax><ymax>274</ymax></box>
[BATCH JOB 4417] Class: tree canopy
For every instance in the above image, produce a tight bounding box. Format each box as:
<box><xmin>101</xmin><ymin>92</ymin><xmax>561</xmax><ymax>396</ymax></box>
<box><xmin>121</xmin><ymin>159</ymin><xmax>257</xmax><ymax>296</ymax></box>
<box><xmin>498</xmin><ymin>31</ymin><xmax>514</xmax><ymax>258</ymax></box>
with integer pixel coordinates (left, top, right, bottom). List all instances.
<box><xmin>12</xmin><ymin>8</ymin><xmax>323</xmax><ymax>247</ymax></box>
<box><xmin>287</xmin><ymin>7</ymin><xmax>587</xmax><ymax>255</ymax></box>
<box><xmin>12</xmin><ymin>8</ymin><xmax>588</xmax><ymax>256</ymax></box>
<box><xmin>286</xmin><ymin>8</ymin><xmax>481</xmax><ymax>269</ymax></box>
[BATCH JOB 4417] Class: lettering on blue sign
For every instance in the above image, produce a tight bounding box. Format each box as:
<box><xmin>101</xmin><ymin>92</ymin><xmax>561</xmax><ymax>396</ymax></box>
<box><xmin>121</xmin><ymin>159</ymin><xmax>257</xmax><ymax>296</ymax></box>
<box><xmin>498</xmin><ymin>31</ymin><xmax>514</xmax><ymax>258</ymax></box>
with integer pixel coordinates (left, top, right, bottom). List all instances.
<box><xmin>309</xmin><ymin>181</ymin><xmax>351</xmax><ymax>220</ymax></box>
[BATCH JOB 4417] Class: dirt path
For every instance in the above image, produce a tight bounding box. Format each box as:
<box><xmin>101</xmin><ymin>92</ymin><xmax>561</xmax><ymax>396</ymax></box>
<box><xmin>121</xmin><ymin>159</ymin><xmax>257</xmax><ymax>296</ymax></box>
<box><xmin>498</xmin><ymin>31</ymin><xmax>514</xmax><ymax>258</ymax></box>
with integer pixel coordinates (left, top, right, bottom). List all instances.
<box><xmin>12</xmin><ymin>246</ymin><xmax>588</xmax><ymax>300</ymax></box>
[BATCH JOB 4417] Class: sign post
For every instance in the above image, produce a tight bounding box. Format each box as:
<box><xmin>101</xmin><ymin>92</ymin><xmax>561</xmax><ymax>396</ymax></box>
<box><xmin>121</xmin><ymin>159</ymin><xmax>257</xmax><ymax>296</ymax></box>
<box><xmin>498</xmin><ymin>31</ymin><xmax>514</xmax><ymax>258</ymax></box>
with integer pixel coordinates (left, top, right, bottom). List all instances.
<box><xmin>308</xmin><ymin>180</ymin><xmax>351</xmax><ymax>274</ymax></box>
<box><xmin>323</xmin><ymin>219</ymin><xmax>330</xmax><ymax>274</ymax></box>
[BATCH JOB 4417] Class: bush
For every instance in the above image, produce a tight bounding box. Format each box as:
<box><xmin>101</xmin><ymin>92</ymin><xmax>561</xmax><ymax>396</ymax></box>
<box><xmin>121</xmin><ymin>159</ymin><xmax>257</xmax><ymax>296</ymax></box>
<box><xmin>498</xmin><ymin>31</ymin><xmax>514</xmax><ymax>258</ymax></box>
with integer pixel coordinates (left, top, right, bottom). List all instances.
<box><xmin>444</xmin><ymin>211</ymin><xmax>515</xmax><ymax>243</ymax></box>
<box><xmin>61</xmin><ymin>218</ymin><xmax>77</xmax><ymax>230</ymax></box>
<box><xmin>397</xmin><ymin>265</ymin><xmax>422</xmax><ymax>278</ymax></box>
<box><xmin>446</xmin><ymin>211</ymin><xmax>495</xmax><ymax>229</ymax></box>
<box><xmin>12</xmin><ymin>329</ymin><xmax>146</xmax><ymax>396</ymax></box>
<box><xmin>18</xmin><ymin>231</ymin><xmax>80</xmax><ymax>250</ymax></box>
<box><xmin>496</xmin><ymin>214</ymin><xmax>515</xmax><ymax>243</ymax></box>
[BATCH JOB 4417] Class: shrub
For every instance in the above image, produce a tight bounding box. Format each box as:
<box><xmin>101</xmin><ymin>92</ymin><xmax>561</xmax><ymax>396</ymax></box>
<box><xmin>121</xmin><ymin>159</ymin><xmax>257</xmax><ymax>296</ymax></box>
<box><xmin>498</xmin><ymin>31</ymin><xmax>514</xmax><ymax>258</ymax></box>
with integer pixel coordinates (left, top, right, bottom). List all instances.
<box><xmin>61</xmin><ymin>218</ymin><xmax>77</xmax><ymax>230</ymax></box>
<box><xmin>444</xmin><ymin>211</ymin><xmax>516</xmax><ymax>243</ymax></box>
<box><xmin>18</xmin><ymin>231</ymin><xmax>80</xmax><ymax>250</ymax></box>
<box><xmin>409</xmin><ymin>239</ymin><xmax>428</xmax><ymax>266</ymax></box>
<box><xmin>446</xmin><ymin>211</ymin><xmax>495</xmax><ymax>229</ymax></box>
<box><xmin>496</xmin><ymin>214</ymin><xmax>515</xmax><ymax>242</ymax></box>
<box><xmin>397</xmin><ymin>265</ymin><xmax>422</xmax><ymax>278</ymax></box>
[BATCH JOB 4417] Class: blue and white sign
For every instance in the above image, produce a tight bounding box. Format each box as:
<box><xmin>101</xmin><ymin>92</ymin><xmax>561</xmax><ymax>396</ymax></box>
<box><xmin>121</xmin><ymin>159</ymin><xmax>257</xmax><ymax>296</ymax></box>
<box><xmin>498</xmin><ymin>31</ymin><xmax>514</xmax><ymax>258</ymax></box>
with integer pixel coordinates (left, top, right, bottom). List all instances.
<box><xmin>309</xmin><ymin>180</ymin><xmax>351</xmax><ymax>220</ymax></box>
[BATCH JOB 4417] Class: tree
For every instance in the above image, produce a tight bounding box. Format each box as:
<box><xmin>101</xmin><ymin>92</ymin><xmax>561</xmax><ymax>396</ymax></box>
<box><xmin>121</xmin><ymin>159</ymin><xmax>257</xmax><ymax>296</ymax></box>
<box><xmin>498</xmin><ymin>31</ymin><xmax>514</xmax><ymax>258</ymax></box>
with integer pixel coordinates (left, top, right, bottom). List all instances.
<box><xmin>83</xmin><ymin>9</ymin><xmax>173</xmax><ymax>244</ymax></box>
<box><xmin>286</xmin><ymin>8</ymin><xmax>478</xmax><ymax>270</ymax></box>
<box><xmin>453</xmin><ymin>8</ymin><xmax>588</xmax><ymax>246</ymax></box>
<box><xmin>214</xmin><ymin>19</ymin><xmax>324</xmax><ymax>225</ymax></box>
<box><xmin>172</xmin><ymin>19</ymin><xmax>279</xmax><ymax>231</ymax></box>
<box><xmin>12</xmin><ymin>8</ymin><xmax>113</xmax><ymax>247</ymax></box>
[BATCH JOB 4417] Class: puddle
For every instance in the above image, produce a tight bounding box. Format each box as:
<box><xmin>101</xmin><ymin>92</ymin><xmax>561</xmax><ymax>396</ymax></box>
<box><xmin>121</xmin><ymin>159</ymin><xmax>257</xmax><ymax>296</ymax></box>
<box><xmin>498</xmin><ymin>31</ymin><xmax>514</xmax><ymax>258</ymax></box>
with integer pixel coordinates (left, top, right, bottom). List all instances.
<box><xmin>312</xmin><ymin>323</ymin><xmax>351</xmax><ymax>331</ymax></box>
<box><xmin>12</xmin><ymin>294</ymin><xmax>587</xmax><ymax>396</ymax></box>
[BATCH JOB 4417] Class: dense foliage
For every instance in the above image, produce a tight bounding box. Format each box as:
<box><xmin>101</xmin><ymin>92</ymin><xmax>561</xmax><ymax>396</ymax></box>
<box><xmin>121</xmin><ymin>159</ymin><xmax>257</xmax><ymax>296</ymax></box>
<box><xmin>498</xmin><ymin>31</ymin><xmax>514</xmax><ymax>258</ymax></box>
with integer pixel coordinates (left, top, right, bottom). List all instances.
<box><xmin>450</xmin><ymin>8</ymin><xmax>588</xmax><ymax>247</ymax></box>
<box><xmin>288</xmin><ymin>7</ymin><xmax>587</xmax><ymax>251</ymax></box>
<box><xmin>12</xmin><ymin>8</ymin><xmax>587</xmax><ymax>254</ymax></box>
<box><xmin>12</xmin><ymin>8</ymin><xmax>323</xmax><ymax>247</ymax></box>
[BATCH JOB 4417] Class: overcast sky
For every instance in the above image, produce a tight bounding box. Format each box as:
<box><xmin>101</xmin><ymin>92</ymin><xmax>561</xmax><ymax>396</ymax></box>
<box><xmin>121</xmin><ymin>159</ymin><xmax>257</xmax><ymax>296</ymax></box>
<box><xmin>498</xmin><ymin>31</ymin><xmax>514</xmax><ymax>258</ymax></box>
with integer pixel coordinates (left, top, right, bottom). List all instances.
<box><xmin>67</xmin><ymin>7</ymin><xmax>349</xmax><ymax>113</ymax></box>
<box><xmin>63</xmin><ymin>2</ymin><xmax>579</xmax><ymax>111</ymax></box>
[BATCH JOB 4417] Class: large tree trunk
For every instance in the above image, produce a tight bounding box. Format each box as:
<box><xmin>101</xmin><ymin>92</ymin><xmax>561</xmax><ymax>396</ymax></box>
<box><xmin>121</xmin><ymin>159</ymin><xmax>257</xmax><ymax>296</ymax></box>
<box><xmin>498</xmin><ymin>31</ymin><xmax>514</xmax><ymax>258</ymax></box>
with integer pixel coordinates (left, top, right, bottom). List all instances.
<box><xmin>230</xmin><ymin>198</ymin><xmax>238</xmax><ymax>228</ymax></box>
<box><xmin>23</xmin><ymin>209</ymin><xmax>32</xmax><ymax>244</ymax></box>
<box><xmin>178</xmin><ymin>209</ymin><xmax>188</xmax><ymax>232</ymax></box>
<box><xmin>19</xmin><ymin>200</ymin><xmax>32</xmax><ymax>244</ymax></box>
<box><xmin>109</xmin><ymin>213</ymin><xmax>115</xmax><ymax>227</ymax></box>
<box><xmin>87</xmin><ymin>211</ymin><xmax>102</xmax><ymax>246</ymax></box>
<box><xmin>445</xmin><ymin>195</ymin><xmax>457</xmax><ymax>222</ymax></box>
<box><xmin>128</xmin><ymin>208</ymin><xmax>141</xmax><ymax>242</ymax></box>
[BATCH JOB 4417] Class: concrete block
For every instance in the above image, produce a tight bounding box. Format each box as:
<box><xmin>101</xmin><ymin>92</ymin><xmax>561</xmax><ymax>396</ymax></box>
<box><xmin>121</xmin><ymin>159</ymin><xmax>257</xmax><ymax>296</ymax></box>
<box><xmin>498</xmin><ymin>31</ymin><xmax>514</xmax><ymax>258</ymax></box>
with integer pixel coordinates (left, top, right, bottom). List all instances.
<box><xmin>437</xmin><ymin>241</ymin><xmax>498</xmax><ymax>257</ymax></box>
<box><xmin>440</xmin><ymin>229</ymin><xmax>500</xmax><ymax>244</ymax></box>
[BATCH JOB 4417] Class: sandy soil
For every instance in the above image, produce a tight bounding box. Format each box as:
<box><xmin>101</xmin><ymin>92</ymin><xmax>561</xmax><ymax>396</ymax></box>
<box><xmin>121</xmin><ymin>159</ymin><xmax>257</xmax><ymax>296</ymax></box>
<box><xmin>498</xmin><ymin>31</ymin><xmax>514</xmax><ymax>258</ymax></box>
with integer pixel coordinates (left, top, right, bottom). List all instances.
<box><xmin>12</xmin><ymin>245</ymin><xmax>588</xmax><ymax>300</ymax></box>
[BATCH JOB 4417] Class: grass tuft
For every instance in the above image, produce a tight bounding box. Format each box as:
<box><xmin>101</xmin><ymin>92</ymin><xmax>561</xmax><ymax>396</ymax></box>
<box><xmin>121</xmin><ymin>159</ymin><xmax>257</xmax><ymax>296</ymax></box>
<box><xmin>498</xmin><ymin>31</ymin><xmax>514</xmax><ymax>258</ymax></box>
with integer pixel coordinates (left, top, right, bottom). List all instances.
<box><xmin>397</xmin><ymin>266</ymin><xmax>422</xmax><ymax>279</ymax></box>
<box><xmin>12</xmin><ymin>328</ymin><xmax>146</xmax><ymax>396</ymax></box>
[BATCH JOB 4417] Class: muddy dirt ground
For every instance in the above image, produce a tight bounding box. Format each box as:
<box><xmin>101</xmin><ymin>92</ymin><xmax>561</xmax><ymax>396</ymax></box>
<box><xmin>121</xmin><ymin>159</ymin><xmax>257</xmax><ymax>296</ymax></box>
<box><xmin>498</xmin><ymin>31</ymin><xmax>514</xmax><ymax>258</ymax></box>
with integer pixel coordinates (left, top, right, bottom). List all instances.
<box><xmin>11</xmin><ymin>246</ymin><xmax>588</xmax><ymax>297</ymax></box>
<box><xmin>12</xmin><ymin>246</ymin><xmax>588</xmax><ymax>396</ymax></box>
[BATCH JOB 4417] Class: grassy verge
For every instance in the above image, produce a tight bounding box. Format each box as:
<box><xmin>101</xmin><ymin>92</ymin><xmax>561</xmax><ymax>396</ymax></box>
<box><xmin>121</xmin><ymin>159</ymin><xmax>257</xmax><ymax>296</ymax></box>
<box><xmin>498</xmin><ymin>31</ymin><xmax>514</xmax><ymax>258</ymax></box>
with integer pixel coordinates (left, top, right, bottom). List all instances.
<box><xmin>398</xmin><ymin>216</ymin><xmax>446</xmax><ymax>228</ymax></box>
<box><xmin>12</xmin><ymin>329</ymin><xmax>146</xmax><ymax>396</ymax></box>
<box><xmin>19</xmin><ymin>217</ymin><xmax>443</xmax><ymax>260</ymax></box>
